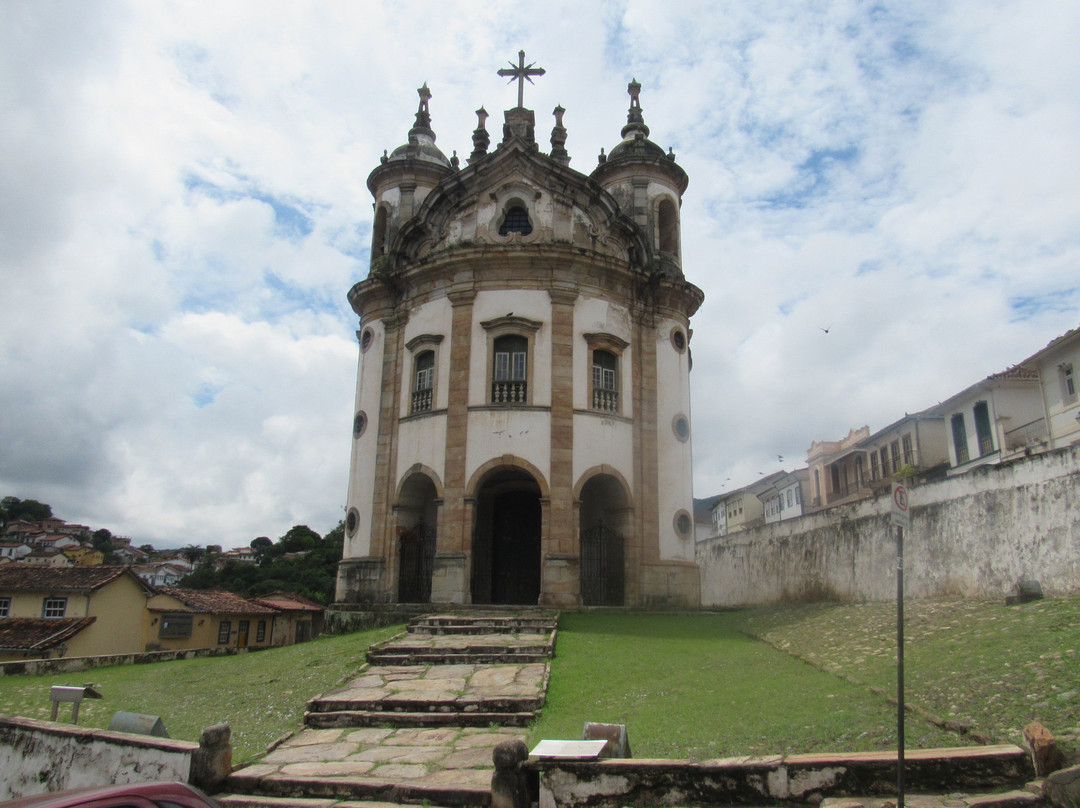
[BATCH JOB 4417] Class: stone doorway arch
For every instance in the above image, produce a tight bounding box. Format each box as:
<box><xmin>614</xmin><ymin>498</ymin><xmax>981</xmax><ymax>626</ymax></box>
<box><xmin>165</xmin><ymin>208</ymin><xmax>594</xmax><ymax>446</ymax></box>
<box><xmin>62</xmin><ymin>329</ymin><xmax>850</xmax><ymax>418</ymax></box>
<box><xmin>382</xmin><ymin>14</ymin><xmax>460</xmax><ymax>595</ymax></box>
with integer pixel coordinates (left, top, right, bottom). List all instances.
<box><xmin>577</xmin><ymin>471</ymin><xmax>631</xmax><ymax>606</ymax></box>
<box><xmin>470</xmin><ymin>466</ymin><xmax>543</xmax><ymax>605</ymax></box>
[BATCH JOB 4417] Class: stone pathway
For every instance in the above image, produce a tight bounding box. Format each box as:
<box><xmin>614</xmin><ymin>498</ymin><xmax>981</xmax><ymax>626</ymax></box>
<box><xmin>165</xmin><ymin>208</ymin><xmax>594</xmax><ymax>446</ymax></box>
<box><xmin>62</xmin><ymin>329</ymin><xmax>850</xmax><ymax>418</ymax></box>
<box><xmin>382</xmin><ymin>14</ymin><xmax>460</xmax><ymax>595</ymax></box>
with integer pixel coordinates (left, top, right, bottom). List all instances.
<box><xmin>217</xmin><ymin>612</ymin><xmax>557</xmax><ymax>808</ymax></box>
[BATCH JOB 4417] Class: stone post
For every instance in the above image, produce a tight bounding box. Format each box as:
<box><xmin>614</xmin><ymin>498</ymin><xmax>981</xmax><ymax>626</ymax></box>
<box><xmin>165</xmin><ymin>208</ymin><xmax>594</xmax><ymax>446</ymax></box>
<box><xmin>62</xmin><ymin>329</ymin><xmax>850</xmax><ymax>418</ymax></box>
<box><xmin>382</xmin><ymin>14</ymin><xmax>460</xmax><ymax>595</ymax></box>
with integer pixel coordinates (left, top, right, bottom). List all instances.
<box><xmin>490</xmin><ymin>738</ymin><xmax>529</xmax><ymax>808</ymax></box>
<box><xmin>189</xmin><ymin>723</ymin><xmax>232</xmax><ymax>791</ymax></box>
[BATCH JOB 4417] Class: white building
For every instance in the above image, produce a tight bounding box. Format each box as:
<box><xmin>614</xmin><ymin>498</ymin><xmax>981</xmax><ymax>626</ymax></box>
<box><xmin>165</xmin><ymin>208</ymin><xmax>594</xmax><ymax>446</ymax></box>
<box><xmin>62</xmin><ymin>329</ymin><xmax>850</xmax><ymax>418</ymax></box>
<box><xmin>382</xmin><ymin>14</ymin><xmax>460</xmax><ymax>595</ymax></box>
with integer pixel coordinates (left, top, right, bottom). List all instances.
<box><xmin>337</xmin><ymin>63</ymin><xmax>703</xmax><ymax>608</ymax></box>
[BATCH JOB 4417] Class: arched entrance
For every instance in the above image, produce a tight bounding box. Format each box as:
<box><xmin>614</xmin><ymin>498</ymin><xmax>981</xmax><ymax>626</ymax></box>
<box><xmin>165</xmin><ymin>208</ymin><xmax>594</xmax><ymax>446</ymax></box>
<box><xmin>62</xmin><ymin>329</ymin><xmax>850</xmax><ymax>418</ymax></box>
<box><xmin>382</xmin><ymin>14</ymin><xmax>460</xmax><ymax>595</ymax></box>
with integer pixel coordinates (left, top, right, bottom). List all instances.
<box><xmin>471</xmin><ymin>467</ymin><xmax>542</xmax><ymax>605</ymax></box>
<box><xmin>578</xmin><ymin>474</ymin><xmax>629</xmax><ymax>606</ymax></box>
<box><xmin>396</xmin><ymin>472</ymin><xmax>439</xmax><ymax>603</ymax></box>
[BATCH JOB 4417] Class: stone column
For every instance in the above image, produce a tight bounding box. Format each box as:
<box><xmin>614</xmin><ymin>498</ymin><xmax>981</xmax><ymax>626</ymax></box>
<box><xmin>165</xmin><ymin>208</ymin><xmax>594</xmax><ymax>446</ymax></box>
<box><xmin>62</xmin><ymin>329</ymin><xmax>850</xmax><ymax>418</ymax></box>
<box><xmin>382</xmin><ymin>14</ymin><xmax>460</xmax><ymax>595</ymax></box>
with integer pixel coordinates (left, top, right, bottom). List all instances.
<box><xmin>368</xmin><ymin>311</ymin><xmax>405</xmax><ymax>602</ymax></box>
<box><xmin>543</xmin><ymin>285</ymin><xmax>579</xmax><ymax>607</ymax></box>
<box><xmin>433</xmin><ymin>285</ymin><xmax>476</xmax><ymax>603</ymax></box>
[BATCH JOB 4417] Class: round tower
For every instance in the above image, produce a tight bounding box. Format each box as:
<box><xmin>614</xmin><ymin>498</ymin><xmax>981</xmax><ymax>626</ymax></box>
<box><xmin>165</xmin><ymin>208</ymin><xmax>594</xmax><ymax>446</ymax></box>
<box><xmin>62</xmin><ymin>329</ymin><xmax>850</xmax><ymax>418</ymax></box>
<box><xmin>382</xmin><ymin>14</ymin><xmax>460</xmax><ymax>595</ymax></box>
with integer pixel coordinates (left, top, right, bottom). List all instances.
<box><xmin>337</xmin><ymin>65</ymin><xmax>703</xmax><ymax>609</ymax></box>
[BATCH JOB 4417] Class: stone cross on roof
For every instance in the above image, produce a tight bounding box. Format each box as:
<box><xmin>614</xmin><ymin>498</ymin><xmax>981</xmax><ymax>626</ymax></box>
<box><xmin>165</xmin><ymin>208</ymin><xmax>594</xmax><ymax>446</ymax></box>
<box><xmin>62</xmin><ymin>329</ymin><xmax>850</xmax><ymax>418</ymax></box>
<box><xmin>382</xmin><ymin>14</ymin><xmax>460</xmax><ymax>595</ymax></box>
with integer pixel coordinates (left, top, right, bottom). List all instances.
<box><xmin>497</xmin><ymin>50</ymin><xmax>545</xmax><ymax>109</ymax></box>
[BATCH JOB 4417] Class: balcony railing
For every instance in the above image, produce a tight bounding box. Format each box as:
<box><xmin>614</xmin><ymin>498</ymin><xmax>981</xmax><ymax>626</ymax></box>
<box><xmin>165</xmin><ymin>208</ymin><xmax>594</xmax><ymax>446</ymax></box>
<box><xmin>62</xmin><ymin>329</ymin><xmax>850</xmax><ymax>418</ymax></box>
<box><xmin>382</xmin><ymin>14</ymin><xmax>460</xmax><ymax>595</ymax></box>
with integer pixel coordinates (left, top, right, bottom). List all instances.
<box><xmin>411</xmin><ymin>389</ymin><xmax>433</xmax><ymax>414</ymax></box>
<box><xmin>1005</xmin><ymin>417</ymin><xmax>1048</xmax><ymax>451</ymax></box>
<box><xmin>491</xmin><ymin>380</ymin><xmax>528</xmax><ymax>404</ymax></box>
<box><xmin>592</xmin><ymin>388</ymin><xmax>619</xmax><ymax>413</ymax></box>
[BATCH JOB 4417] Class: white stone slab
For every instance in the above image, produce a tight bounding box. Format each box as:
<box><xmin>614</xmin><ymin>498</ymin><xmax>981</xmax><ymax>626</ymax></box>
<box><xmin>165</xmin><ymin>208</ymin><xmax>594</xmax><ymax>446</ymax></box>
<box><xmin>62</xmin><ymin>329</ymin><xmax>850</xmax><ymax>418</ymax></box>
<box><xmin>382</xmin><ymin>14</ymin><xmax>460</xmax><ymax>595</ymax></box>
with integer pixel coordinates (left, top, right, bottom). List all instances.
<box><xmin>530</xmin><ymin>739</ymin><xmax>608</xmax><ymax>759</ymax></box>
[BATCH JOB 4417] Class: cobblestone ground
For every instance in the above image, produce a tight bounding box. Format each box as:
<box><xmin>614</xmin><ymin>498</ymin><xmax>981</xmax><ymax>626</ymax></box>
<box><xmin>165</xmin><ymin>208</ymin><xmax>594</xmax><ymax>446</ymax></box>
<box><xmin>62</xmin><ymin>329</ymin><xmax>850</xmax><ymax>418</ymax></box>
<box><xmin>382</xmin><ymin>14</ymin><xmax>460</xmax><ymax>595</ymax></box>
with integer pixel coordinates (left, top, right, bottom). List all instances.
<box><xmin>235</xmin><ymin>725</ymin><xmax>528</xmax><ymax>790</ymax></box>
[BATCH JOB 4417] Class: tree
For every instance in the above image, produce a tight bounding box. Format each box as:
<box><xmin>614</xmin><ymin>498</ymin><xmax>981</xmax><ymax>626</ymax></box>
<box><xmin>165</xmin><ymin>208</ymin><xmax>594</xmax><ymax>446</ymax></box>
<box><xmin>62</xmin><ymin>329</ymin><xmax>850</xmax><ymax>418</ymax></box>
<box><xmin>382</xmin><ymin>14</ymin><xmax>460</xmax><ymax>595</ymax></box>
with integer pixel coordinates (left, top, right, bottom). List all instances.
<box><xmin>91</xmin><ymin>529</ymin><xmax>119</xmax><ymax>564</ymax></box>
<box><xmin>1</xmin><ymin>497</ymin><xmax>53</xmax><ymax>525</ymax></box>
<box><xmin>179</xmin><ymin>544</ymin><xmax>205</xmax><ymax>565</ymax></box>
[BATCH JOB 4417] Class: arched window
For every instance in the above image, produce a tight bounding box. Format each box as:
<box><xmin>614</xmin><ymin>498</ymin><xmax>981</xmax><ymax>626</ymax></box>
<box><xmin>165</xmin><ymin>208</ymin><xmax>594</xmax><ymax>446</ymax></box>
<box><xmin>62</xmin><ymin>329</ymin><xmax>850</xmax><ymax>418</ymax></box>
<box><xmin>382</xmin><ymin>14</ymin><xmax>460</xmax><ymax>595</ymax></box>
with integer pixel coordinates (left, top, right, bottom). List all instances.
<box><xmin>499</xmin><ymin>205</ymin><xmax>533</xmax><ymax>236</ymax></box>
<box><xmin>492</xmin><ymin>335</ymin><xmax>528</xmax><ymax>404</ymax></box>
<box><xmin>412</xmin><ymin>351</ymin><xmax>434</xmax><ymax>413</ymax></box>
<box><xmin>658</xmin><ymin>198</ymin><xmax>678</xmax><ymax>254</ymax></box>
<box><xmin>372</xmin><ymin>206</ymin><xmax>389</xmax><ymax>258</ymax></box>
<box><xmin>592</xmin><ymin>350</ymin><xmax>618</xmax><ymax>412</ymax></box>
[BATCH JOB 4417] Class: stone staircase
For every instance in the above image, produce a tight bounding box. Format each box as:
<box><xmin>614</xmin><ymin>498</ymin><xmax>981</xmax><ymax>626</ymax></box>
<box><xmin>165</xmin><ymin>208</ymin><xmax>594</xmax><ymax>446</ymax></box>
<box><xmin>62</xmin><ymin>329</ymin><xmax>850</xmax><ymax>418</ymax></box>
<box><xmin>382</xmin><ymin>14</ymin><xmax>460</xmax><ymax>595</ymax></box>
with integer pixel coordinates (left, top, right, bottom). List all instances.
<box><xmin>216</xmin><ymin>611</ymin><xmax>557</xmax><ymax>808</ymax></box>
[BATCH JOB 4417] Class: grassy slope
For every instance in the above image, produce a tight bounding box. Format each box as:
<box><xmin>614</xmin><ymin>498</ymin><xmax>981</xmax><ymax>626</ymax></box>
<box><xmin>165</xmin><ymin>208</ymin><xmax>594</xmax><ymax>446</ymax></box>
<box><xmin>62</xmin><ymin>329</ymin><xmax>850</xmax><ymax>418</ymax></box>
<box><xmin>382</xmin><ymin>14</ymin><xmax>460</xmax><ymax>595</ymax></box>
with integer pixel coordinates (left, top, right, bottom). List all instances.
<box><xmin>528</xmin><ymin>611</ymin><xmax>960</xmax><ymax>759</ymax></box>
<box><xmin>0</xmin><ymin>624</ymin><xmax>402</xmax><ymax>763</ymax></box>
<box><xmin>1</xmin><ymin>597</ymin><xmax>1077</xmax><ymax>764</ymax></box>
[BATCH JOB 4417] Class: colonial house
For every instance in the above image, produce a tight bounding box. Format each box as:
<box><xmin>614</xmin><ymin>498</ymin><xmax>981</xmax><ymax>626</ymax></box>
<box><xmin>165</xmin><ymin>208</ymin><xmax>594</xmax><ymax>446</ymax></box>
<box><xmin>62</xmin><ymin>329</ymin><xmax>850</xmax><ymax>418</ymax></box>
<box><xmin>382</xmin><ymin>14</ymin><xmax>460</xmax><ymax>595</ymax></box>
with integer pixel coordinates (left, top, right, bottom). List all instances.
<box><xmin>62</xmin><ymin>546</ymin><xmax>104</xmax><ymax>566</ymax></box>
<box><xmin>250</xmin><ymin>592</ymin><xmax>324</xmax><ymax>646</ymax></box>
<box><xmin>22</xmin><ymin>549</ymin><xmax>71</xmax><ymax>567</ymax></box>
<box><xmin>132</xmin><ymin>562</ymin><xmax>187</xmax><ymax>588</ymax></box>
<box><xmin>0</xmin><ymin>542</ymin><xmax>33</xmax><ymax>563</ymax></box>
<box><xmin>861</xmin><ymin>411</ymin><xmax>948</xmax><ymax>491</ymax></box>
<box><xmin>146</xmin><ymin>588</ymin><xmax>276</xmax><ymax>652</ymax></box>
<box><xmin>806</xmin><ymin>427</ymin><xmax>870</xmax><ymax>509</ymax></box>
<box><xmin>756</xmin><ymin>469</ymin><xmax>810</xmax><ymax>525</ymax></box>
<box><xmin>0</xmin><ymin>565</ymin><xmax>155</xmax><ymax>661</ymax></box>
<box><xmin>339</xmin><ymin>65</ymin><xmax>702</xmax><ymax>608</ymax></box>
<box><xmin>1021</xmin><ymin>326</ymin><xmax>1080</xmax><ymax>451</ymax></box>
<box><xmin>932</xmin><ymin>365</ymin><xmax>1043</xmax><ymax>476</ymax></box>
<box><xmin>710</xmin><ymin>472</ymin><xmax>787</xmax><ymax>536</ymax></box>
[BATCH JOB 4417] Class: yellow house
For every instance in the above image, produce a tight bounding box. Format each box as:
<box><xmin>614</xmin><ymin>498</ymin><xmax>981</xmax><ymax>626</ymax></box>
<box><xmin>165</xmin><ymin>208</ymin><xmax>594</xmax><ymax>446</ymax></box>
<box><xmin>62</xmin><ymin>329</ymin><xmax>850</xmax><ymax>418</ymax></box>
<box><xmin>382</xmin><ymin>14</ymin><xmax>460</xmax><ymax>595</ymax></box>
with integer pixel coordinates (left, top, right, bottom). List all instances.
<box><xmin>0</xmin><ymin>565</ymin><xmax>155</xmax><ymax>661</ymax></box>
<box><xmin>146</xmin><ymin>588</ymin><xmax>276</xmax><ymax>652</ymax></box>
<box><xmin>63</xmin><ymin>546</ymin><xmax>105</xmax><ymax>566</ymax></box>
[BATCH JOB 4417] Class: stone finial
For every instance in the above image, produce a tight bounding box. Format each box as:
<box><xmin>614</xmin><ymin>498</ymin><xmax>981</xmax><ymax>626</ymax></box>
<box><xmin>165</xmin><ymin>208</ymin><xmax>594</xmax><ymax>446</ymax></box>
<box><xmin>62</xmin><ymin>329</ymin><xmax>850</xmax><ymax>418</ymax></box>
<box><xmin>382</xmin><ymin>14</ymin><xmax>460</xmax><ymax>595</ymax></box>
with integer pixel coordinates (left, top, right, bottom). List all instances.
<box><xmin>450</xmin><ymin>150</ymin><xmax>460</xmax><ymax>170</ymax></box>
<box><xmin>409</xmin><ymin>83</ymin><xmax>436</xmax><ymax>141</ymax></box>
<box><xmin>597</xmin><ymin>147</ymin><xmax>606</xmax><ymax>164</ymax></box>
<box><xmin>470</xmin><ymin>106</ymin><xmax>490</xmax><ymax>164</ymax></box>
<box><xmin>621</xmin><ymin>78</ymin><xmax>650</xmax><ymax>140</ymax></box>
<box><xmin>550</xmin><ymin>105</ymin><xmax>569</xmax><ymax>165</ymax></box>
<box><xmin>491</xmin><ymin>738</ymin><xmax>529</xmax><ymax>808</ymax></box>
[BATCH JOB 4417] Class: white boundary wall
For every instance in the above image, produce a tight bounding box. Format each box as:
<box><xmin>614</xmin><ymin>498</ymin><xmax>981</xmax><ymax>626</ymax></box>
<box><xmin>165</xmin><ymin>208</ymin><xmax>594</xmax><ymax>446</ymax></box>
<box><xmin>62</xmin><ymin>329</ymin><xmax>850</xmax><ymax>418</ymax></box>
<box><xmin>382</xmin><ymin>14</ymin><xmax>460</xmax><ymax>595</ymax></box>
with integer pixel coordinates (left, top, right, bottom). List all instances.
<box><xmin>697</xmin><ymin>446</ymin><xmax>1080</xmax><ymax>606</ymax></box>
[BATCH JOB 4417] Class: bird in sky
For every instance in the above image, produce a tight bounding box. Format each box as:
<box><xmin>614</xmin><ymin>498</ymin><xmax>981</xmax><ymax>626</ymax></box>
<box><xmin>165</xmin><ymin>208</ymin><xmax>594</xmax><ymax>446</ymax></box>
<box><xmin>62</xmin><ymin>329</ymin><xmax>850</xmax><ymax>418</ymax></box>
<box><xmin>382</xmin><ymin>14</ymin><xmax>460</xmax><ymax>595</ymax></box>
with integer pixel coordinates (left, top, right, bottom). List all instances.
<box><xmin>819</xmin><ymin>326</ymin><xmax>831</xmax><ymax>334</ymax></box>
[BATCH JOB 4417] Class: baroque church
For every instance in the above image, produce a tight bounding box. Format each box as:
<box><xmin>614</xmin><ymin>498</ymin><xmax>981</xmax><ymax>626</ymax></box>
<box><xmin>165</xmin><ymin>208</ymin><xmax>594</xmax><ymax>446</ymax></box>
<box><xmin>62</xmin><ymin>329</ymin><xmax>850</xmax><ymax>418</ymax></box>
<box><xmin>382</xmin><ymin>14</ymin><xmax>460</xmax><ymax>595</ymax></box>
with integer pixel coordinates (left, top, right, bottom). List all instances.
<box><xmin>336</xmin><ymin>54</ymin><xmax>704</xmax><ymax>608</ymax></box>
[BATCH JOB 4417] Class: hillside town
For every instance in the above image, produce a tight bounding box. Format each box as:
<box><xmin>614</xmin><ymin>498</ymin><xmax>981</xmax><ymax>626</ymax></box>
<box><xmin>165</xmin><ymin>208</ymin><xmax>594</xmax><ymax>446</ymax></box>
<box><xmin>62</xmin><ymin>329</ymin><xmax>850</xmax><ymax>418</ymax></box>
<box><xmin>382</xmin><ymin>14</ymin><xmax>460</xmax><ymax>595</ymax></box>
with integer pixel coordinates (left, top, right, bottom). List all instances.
<box><xmin>0</xmin><ymin>509</ymin><xmax>327</xmax><ymax>661</ymax></box>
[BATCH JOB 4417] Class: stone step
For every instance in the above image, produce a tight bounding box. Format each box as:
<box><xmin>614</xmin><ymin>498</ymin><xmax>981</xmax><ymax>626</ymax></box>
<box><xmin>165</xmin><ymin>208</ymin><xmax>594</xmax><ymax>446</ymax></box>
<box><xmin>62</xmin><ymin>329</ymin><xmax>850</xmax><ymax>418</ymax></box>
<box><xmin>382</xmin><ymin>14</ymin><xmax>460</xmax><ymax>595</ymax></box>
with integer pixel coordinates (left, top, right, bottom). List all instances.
<box><xmin>306</xmin><ymin>693</ymin><xmax>544</xmax><ymax>714</ymax></box>
<box><xmin>303</xmin><ymin>709</ymin><xmax>536</xmax><ymax>729</ymax></box>
<box><xmin>217</xmin><ymin>796</ymin><xmax>462</xmax><ymax>808</ymax></box>
<box><xmin>408</xmin><ymin>615</ymin><xmax>556</xmax><ymax>635</ymax></box>
<box><xmin>221</xmin><ymin>771</ymin><xmax>491</xmax><ymax>808</ymax></box>
<box><xmin>365</xmin><ymin>650</ymin><xmax>551</xmax><ymax>665</ymax></box>
<box><xmin>821</xmin><ymin>789</ymin><xmax>1044</xmax><ymax>808</ymax></box>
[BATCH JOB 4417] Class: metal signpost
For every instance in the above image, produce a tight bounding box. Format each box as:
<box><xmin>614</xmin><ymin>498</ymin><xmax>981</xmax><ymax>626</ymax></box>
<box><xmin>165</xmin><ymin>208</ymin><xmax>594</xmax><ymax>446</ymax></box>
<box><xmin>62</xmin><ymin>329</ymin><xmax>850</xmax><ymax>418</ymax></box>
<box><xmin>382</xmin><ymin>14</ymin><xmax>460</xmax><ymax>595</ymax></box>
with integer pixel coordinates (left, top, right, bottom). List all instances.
<box><xmin>891</xmin><ymin>482</ymin><xmax>910</xmax><ymax>808</ymax></box>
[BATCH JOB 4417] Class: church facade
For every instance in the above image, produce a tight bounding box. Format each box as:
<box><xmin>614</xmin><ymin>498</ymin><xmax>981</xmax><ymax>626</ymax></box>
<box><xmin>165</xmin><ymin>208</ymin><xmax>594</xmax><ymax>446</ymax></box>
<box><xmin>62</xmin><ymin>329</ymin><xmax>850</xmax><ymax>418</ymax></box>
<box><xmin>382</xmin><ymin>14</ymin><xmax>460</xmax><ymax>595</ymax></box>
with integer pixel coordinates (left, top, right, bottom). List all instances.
<box><xmin>337</xmin><ymin>60</ymin><xmax>704</xmax><ymax>608</ymax></box>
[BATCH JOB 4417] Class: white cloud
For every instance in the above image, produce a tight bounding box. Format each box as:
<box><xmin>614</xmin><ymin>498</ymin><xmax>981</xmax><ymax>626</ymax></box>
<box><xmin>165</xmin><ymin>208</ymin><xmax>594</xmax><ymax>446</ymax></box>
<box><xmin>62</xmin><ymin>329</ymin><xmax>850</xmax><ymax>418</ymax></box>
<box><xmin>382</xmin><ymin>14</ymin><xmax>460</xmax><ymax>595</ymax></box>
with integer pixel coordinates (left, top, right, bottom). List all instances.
<box><xmin>0</xmin><ymin>0</ymin><xmax>1077</xmax><ymax>544</ymax></box>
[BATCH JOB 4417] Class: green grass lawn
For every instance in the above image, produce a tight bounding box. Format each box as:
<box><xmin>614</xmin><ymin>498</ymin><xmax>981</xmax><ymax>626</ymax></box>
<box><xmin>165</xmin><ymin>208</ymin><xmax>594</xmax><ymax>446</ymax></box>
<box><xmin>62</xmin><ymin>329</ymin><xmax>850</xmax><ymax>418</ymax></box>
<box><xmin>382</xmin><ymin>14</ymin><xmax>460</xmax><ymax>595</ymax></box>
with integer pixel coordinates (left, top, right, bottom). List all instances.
<box><xmin>1</xmin><ymin>597</ymin><xmax>1077</xmax><ymax>765</ymax></box>
<box><xmin>0</xmin><ymin>624</ymin><xmax>402</xmax><ymax>763</ymax></box>
<box><xmin>528</xmin><ymin>611</ymin><xmax>960</xmax><ymax>759</ymax></box>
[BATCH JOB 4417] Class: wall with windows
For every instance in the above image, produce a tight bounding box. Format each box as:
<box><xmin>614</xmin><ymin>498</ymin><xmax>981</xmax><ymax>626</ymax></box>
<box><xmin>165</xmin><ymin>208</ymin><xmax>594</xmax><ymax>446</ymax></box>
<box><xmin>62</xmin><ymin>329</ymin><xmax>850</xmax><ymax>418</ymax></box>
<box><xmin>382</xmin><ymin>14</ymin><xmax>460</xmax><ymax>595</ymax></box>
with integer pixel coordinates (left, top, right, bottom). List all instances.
<box><xmin>943</xmin><ymin>383</ymin><xmax>1043</xmax><ymax>474</ymax></box>
<box><xmin>699</xmin><ymin>444</ymin><xmax>1080</xmax><ymax>606</ymax></box>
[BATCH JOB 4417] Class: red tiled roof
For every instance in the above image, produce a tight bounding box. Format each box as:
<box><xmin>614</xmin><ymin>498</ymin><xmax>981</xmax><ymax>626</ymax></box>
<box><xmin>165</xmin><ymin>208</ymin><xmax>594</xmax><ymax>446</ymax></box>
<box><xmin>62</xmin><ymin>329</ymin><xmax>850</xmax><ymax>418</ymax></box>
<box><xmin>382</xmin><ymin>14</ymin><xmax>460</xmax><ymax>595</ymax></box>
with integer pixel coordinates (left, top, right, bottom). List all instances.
<box><xmin>153</xmin><ymin>587</ymin><xmax>277</xmax><ymax>615</ymax></box>
<box><xmin>988</xmin><ymin>364</ymin><xmax>1040</xmax><ymax>381</ymax></box>
<box><xmin>0</xmin><ymin>564</ymin><xmax>140</xmax><ymax>592</ymax></box>
<box><xmin>0</xmin><ymin>617</ymin><xmax>97</xmax><ymax>652</ymax></box>
<box><xmin>251</xmin><ymin>591</ymin><xmax>325</xmax><ymax>613</ymax></box>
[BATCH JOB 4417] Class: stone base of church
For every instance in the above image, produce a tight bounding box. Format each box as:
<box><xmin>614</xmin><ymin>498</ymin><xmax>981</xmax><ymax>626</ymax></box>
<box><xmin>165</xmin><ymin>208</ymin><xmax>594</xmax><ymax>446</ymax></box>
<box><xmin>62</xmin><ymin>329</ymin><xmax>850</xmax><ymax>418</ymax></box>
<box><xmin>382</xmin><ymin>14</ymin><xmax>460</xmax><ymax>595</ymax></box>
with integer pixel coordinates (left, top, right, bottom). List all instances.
<box><xmin>539</xmin><ymin>553</ymin><xmax>581</xmax><ymax>608</ymax></box>
<box><xmin>638</xmin><ymin>559</ymin><xmax>701</xmax><ymax>608</ymax></box>
<box><xmin>335</xmin><ymin>556</ymin><xmax>389</xmax><ymax>603</ymax></box>
<box><xmin>430</xmin><ymin>552</ymin><xmax>468</xmax><ymax>604</ymax></box>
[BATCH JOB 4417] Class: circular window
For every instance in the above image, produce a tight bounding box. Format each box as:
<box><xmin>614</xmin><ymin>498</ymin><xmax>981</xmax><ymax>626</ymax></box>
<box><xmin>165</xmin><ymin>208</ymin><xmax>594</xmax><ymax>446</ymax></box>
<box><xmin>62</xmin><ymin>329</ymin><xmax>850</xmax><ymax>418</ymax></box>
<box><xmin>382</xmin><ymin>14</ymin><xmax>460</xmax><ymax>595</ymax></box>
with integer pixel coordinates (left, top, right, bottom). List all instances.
<box><xmin>353</xmin><ymin>411</ymin><xmax>368</xmax><ymax>438</ymax></box>
<box><xmin>672</xmin><ymin>414</ymin><xmax>690</xmax><ymax>442</ymax></box>
<box><xmin>360</xmin><ymin>328</ymin><xmax>374</xmax><ymax>352</ymax></box>
<box><xmin>671</xmin><ymin>328</ymin><xmax>686</xmax><ymax>353</ymax></box>
<box><xmin>674</xmin><ymin>510</ymin><xmax>693</xmax><ymax>538</ymax></box>
<box><xmin>346</xmin><ymin>508</ymin><xmax>359</xmax><ymax>536</ymax></box>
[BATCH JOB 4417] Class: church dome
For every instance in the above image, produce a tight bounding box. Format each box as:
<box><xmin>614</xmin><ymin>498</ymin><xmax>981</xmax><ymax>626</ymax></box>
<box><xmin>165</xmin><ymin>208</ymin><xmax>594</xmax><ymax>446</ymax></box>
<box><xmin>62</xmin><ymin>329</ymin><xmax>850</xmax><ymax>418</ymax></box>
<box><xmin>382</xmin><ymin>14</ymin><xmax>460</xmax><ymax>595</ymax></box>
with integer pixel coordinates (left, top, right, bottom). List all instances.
<box><xmin>591</xmin><ymin>79</ymin><xmax>688</xmax><ymax>194</ymax></box>
<box><xmin>368</xmin><ymin>84</ymin><xmax>456</xmax><ymax>195</ymax></box>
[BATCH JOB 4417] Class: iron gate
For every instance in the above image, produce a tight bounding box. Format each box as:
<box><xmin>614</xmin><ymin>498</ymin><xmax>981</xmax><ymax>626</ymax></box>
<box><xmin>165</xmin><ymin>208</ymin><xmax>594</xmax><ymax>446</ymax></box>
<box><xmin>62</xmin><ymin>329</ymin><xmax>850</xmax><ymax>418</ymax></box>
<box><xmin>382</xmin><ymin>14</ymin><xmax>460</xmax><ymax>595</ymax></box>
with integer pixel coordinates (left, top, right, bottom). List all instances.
<box><xmin>580</xmin><ymin>522</ymin><xmax>624</xmax><ymax>606</ymax></box>
<box><xmin>398</xmin><ymin>522</ymin><xmax>436</xmax><ymax>603</ymax></box>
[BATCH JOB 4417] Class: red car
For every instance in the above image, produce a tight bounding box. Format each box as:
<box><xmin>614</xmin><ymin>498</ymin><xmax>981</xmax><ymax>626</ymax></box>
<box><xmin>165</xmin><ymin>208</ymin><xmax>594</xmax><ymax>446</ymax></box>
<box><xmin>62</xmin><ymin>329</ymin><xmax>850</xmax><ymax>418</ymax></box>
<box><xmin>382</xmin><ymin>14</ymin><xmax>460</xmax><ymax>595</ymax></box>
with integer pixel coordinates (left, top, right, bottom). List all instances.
<box><xmin>0</xmin><ymin>782</ymin><xmax>219</xmax><ymax>808</ymax></box>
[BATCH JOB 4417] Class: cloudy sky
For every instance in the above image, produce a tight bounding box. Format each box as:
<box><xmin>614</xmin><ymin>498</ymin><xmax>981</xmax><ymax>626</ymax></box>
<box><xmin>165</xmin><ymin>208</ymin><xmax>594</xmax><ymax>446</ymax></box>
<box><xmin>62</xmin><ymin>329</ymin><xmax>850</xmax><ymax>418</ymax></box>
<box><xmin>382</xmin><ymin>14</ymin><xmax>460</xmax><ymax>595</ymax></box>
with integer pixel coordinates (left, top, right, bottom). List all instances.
<box><xmin>2</xmin><ymin>1</ymin><xmax>1078</xmax><ymax>548</ymax></box>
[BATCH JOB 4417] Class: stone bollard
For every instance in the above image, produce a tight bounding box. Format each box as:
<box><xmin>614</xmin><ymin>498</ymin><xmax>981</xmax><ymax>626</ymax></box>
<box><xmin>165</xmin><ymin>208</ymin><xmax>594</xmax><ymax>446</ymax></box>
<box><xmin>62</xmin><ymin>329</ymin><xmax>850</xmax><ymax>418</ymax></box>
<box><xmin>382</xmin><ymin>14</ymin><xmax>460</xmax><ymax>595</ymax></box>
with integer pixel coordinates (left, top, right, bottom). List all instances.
<box><xmin>190</xmin><ymin>723</ymin><xmax>233</xmax><ymax>791</ymax></box>
<box><xmin>1024</xmin><ymin>721</ymin><xmax>1061</xmax><ymax>777</ymax></box>
<box><xmin>491</xmin><ymin>738</ymin><xmax>529</xmax><ymax>808</ymax></box>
